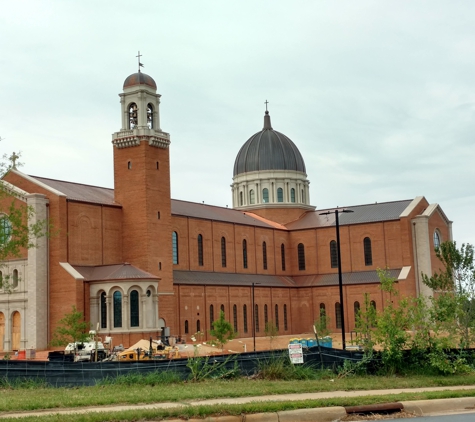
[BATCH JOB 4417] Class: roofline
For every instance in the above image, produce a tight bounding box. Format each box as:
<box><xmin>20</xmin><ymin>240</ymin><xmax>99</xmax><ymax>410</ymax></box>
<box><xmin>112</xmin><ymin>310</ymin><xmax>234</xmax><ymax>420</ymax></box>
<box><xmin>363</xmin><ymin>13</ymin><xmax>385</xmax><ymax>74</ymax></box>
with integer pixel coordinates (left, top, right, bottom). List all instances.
<box><xmin>10</xmin><ymin>169</ymin><xmax>67</xmax><ymax>197</ymax></box>
<box><xmin>399</xmin><ymin>196</ymin><xmax>424</xmax><ymax>218</ymax></box>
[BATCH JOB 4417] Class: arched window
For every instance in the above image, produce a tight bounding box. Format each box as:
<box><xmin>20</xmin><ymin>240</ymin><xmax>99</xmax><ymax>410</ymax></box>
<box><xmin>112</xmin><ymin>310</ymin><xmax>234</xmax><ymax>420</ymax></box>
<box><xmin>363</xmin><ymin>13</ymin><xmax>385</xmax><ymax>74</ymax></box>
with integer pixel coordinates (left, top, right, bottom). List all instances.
<box><xmin>0</xmin><ymin>216</ymin><xmax>12</xmax><ymax>245</ymax></box>
<box><xmin>128</xmin><ymin>103</ymin><xmax>138</xmax><ymax>129</ymax></box>
<box><xmin>130</xmin><ymin>290</ymin><xmax>139</xmax><ymax>327</ymax></box>
<box><xmin>198</xmin><ymin>234</ymin><xmax>204</xmax><ymax>266</ymax></box>
<box><xmin>262</xmin><ymin>188</ymin><xmax>269</xmax><ymax>203</ymax></box>
<box><xmin>197</xmin><ymin>320</ymin><xmax>201</xmax><ymax>332</ymax></box>
<box><xmin>277</xmin><ymin>187</ymin><xmax>283</xmax><ymax>202</ymax></box>
<box><xmin>239</xmin><ymin>191</ymin><xmax>243</xmax><ymax>206</ymax></box>
<box><xmin>275</xmin><ymin>304</ymin><xmax>279</xmax><ymax>330</ymax></box>
<box><xmin>290</xmin><ymin>188</ymin><xmax>296</xmax><ymax>203</ymax></box>
<box><xmin>335</xmin><ymin>302</ymin><xmax>342</xmax><ymax>329</ymax></box>
<box><xmin>243</xmin><ymin>305</ymin><xmax>248</xmax><ymax>333</ymax></box>
<box><xmin>249</xmin><ymin>189</ymin><xmax>255</xmax><ymax>204</ymax></box>
<box><xmin>330</xmin><ymin>240</ymin><xmax>338</xmax><ymax>268</ymax></box>
<box><xmin>210</xmin><ymin>304</ymin><xmax>214</xmax><ymax>329</ymax></box>
<box><xmin>100</xmin><ymin>292</ymin><xmax>107</xmax><ymax>329</ymax></box>
<box><xmin>364</xmin><ymin>237</ymin><xmax>372</xmax><ymax>266</ymax></box>
<box><xmin>147</xmin><ymin>103</ymin><xmax>154</xmax><ymax>129</ymax></box>
<box><xmin>12</xmin><ymin>269</ymin><xmax>18</xmax><ymax>289</ymax></box>
<box><xmin>184</xmin><ymin>320</ymin><xmax>189</xmax><ymax>334</ymax></box>
<box><xmin>434</xmin><ymin>231</ymin><xmax>441</xmax><ymax>249</ymax></box>
<box><xmin>281</xmin><ymin>243</ymin><xmax>286</xmax><ymax>271</ymax></box>
<box><xmin>221</xmin><ymin>237</ymin><xmax>227</xmax><ymax>268</ymax></box>
<box><xmin>298</xmin><ymin>243</ymin><xmax>306</xmax><ymax>270</ymax></box>
<box><xmin>354</xmin><ymin>301</ymin><xmax>360</xmax><ymax>325</ymax></box>
<box><xmin>220</xmin><ymin>304</ymin><xmax>225</xmax><ymax>315</ymax></box>
<box><xmin>242</xmin><ymin>239</ymin><xmax>248</xmax><ymax>269</ymax></box>
<box><xmin>370</xmin><ymin>300</ymin><xmax>376</xmax><ymax>311</ymax></box>
<box><xmin>255</xmin><ymin>304</ymin><xmax>259</xmax><ymax>332</ymax></box>
<box><xmin>172</xmin><ymin>231</ymin><xmax>179</xmax><ymax>265</ymax></box>
<box><xmin>264</xmin><ymin>304</ymin><xmax>268</xmax><ymax>324</ymax></box>
<box><xmin>284</xmin><ymin>304</ymin><xmax>288</xmax><ymax>331</ymax></box>
<box><xmin>113</xmin><ymin>291</ymin><xmax>122</xmax><ymax>328</ymax></box>
<box><xmin>233</xmin><ymin>305</ymin><xmax>238</xmax><ymax>332</ymax></box>
<box><xmin>262</xmin><ymin>241</ymin><xmax>267</xmax><ymax>270</ymax></box>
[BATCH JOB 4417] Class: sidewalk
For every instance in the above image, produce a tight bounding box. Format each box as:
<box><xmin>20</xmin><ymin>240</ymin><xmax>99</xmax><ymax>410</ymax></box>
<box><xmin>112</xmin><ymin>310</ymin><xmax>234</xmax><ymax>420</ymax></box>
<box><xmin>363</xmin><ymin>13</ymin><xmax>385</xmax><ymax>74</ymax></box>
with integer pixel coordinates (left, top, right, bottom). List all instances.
<box><xmin>2</xmin><ymin>385</ymin><xmax>475</xmax><ymax>420</ymax></box>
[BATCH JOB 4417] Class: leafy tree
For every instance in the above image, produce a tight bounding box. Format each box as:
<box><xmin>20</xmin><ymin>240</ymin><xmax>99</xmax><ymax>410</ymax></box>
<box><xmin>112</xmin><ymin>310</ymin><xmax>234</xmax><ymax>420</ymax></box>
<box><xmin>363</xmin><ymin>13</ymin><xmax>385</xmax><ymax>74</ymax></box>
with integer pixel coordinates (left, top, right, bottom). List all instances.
<box><xmin>314</xmin><ymin>308</ymin><xmax>331</xmax><ymax>338</ymax></box>
<box><xmin>50</xmin><ymin>306</ymin><xmax>90</xmax><ymax>347</ymax></box>
<box><xmin>209</xmin><ymin>310</ymin><xmax>236</xmax><ymax>351</ymax></box>
<box><xmin>422</xmin><ymin>241</ymin><xmax>475</xmax><ymax>349</ymax></box>
<box><xmin>264</xmin><ymin>321</ymin><xmax>279</xmax><ymax>350</ymax></box>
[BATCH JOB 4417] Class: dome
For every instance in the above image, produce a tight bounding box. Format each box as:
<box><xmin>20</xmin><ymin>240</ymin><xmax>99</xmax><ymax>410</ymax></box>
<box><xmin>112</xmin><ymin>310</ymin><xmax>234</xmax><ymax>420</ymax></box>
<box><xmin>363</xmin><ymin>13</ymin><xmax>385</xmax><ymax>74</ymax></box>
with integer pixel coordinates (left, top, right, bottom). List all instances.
<box><xmin>123</xmin><ymin>72</ymin><xmax>157</xmax><ymax>90</ymax></box>
<box><xmin>233</xmin><ymin>111</ymin><xmax>306</xmax><ymax>177</ymax></box>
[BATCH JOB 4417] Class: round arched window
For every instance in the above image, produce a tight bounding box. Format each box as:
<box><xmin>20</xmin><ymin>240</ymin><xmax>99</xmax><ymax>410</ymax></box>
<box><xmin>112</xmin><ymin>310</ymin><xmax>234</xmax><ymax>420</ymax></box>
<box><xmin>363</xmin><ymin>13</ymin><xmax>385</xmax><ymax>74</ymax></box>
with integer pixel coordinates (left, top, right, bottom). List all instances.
<box><xmin>433</xmin><ymin>231</ymin><xmax>441</xmax><ymax>249</ymax></box>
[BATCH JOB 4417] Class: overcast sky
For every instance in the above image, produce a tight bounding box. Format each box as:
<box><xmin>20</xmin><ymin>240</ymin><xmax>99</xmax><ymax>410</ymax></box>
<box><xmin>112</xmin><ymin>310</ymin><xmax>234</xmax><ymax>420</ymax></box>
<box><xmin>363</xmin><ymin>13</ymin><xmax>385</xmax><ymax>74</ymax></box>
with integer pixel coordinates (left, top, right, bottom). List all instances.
<box><xmin>1</xmin><ymin>0</ymin><xmax>474</xmax><ymax>246</ymax></box>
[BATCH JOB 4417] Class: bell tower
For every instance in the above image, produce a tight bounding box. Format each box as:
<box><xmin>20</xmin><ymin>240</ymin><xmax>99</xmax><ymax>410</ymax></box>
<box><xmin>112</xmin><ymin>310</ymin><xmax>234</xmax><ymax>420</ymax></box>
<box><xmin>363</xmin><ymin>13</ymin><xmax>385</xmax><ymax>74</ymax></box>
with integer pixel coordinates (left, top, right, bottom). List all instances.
<box><xmin>112</xmin><ymin>64</ymin><xmax>174</xmax><ymax>329</ymax></box>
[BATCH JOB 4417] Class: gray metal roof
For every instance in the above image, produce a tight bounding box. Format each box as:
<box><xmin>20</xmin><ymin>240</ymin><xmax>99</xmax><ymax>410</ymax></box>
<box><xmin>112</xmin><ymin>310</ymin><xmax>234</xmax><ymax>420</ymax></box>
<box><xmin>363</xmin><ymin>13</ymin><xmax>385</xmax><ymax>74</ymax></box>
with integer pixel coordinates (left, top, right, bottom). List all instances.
<box><xmin>31</xmin><ymin>176</ymin><xmax>117</xmax><ymax>206</ymax></box>
<box><xmin>233</xmin><ymin>112</ymin><xmax>306</xmax><ymax>176</ymax></box>
<box><xmin>292</xmin><ymin>268</ymin><xmax>401</xmax><ymax>287</ymax></box>
<box><xmin>171</xmin><ymin>200</ymin><xmax>278</xmax><ymax>228</ymax></box>
<box><xmin>174</xmin><ymin>270</ymin><xmax>296</xmax><ymax>287</ymax></box>
<box><xmin>73</xmin><ymin>263</ymin><xmax>159</xmax><ymax>282</ymax></box>
<box><xmin>286</xmin><ymin>200</ymin><xmax>413</xmax><ymax>230</ymax></box>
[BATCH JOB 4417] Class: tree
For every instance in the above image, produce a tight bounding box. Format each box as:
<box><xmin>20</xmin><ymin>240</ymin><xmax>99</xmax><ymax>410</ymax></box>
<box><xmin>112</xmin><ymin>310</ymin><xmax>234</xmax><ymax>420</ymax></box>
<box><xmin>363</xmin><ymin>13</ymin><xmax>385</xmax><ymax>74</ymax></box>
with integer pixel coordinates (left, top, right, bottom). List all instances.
<box><xmin>264</xmin><ymin>321</ymin><xmax>279</xmax><ymax>350</ymax></box>
<box><xmin>422</xmin><ymin>241</ymin><xmax>475</xmax><ymax>349</ymax></box>
<box><xmin>50</xmin><ymin>306</ymin><xmax>90</xmax><ymax>347</ymax></box>
<box><xmin>314</xmin><ymin>308</ymin><xmax>331</xmax><ymax>338</ymax></box>
<box><xmin>209</xmin><ymin>310</ymin><xmax>236</xmax><ymax>351</ymax></box>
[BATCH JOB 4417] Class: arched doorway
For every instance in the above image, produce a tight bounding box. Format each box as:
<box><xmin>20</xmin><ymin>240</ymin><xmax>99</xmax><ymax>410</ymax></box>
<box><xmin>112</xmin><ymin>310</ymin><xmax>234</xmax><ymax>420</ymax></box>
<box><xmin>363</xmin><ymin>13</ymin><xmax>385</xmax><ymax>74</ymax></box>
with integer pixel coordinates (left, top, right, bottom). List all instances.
<box><xmin>12</xmin><ymin>311</ymin><xmax>21</xmax><ymax>351</ymax></box>
<box><xmin>0</xmin><ymin>313</ymin><xmax>4</xmax><ymax>351</ymax></box>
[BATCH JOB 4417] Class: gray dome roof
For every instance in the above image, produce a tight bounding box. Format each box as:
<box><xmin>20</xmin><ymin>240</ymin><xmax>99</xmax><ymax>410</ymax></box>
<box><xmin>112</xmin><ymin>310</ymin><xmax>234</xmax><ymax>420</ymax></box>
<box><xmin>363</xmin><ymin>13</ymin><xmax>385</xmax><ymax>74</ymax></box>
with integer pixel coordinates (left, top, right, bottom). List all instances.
<box><xmin>233</xmin><ymin>112</ymin><xmax>306</xmax><ymax>177</ymax></box>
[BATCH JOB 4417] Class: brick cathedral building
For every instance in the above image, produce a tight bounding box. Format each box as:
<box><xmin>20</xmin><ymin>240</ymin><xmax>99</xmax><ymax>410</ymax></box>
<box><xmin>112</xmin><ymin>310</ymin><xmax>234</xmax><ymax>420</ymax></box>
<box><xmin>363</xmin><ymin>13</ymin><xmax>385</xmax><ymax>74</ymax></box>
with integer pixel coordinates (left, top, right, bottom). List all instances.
<box><xmin>0</xmin><ymin>70</ymin><xmax>452</xmax><ymax>351</ymax></box>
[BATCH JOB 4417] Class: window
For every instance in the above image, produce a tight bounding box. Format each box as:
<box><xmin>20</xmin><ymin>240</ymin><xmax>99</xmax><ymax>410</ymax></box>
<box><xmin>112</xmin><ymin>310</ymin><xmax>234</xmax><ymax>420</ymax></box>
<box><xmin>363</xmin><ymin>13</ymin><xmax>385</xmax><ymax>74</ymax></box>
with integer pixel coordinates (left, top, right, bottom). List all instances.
<box><xmin>220</xmin><ymin>304</ymin><xmax>225</xmax><ymax>315</ymax></box>
<box><xmin>262</xmin><ymin>242</ymin><xmax>267</xmax><ymax>270</ymax></box>
<box><xmin>147</xmin><ymin>103</ymin><xmax>154</xmax><ymax>129</ymax></box>
<box><xmin>221</xmin><ymin>237</ymin><xmax>227</xmax><ymax>268</ymax></box>
<box><xmin>298</xmin><ymin>243</ymin><xmax>305</xmax><ymax>270</ymax></box>
<box><xmin>335</xmin><ymin>302</ymin><xmax>342</xmax><ymax>329</ymax></box>
<box><xmin>284</xmin><ymin>304</ymin><xmax>288</xmax><ymax>331</ymax></box>
<box><xmin>354</xmin><ymin>301</ymin><xmax>360</xmax><ymax>325</ymax></box>
<box><xmin>277</xmin><ymin>187</ymin><xmax>283</xmax><ymax>202</ymax></box>
<box><xmin>130</xmin><ymin>290</ymin><xmax>139</xmax><ymax>327</ymax></box>
<box><xmin>128</xmin><ymin>161</ymin><xmax>132</xmax><ymax>170</ymax></box>
<box><xmin>128</xmin><ymin>103</ymin><xmax>138</xmax><ymax>129</ymax></box>
<box><xmin>210</xmin><ymin>304</ymin><xmax>214</xmax><ymax>329</ymax></box>
<box><xmin>434</xmin><ymin>231</ymin><xmax>441</xmax><ymax>249</ymax></box>
<box><xmin>113</xmin><ymin>291</ymin><xmax>122</xmax><ymax>328</ymax></box>
<box><xmin>233</xmin><ymin>305</ymin><xmax>238</xmax><ymax>332</ymax></box>
<box><xmin>262</xmin><ymin>188</ymin><xmax>269</xmax><ymax>203</ymax></box>
<box><xmin>275</xmin><ymin>305</ymin><xmax>279</xmax><ymax>330</ymax></box>
<box><xmin>249</xmin><ymin>189</ymin><xmax>255</xmax><ymax>204</ymax></box>
<box><xmin>255</xmin><ymin>304</ymin><xmax>259</xmax><ymax>332</ymax></box>
<box><xmin>281</xmin><ymin>243</ymin><xmax>286</xmax><ymax>271</ymax></box>
<box><xmin>12</xmin><ymin>269</ymin><xmax>18</xmax><ymax>289</ymax></box>
<box><xmin>301</xmin><ymin>189</ymin><xmax>305</xmax><ymax>203</ymax></box>
<box><xmin>172</xmin><ymin>232</ymin><xmax>179</xmax><ymax>265</ymax></box>
<box><xmin>100</xmin><ymin>292</ymin><xmax>107</xmax><ymax>329</ymax></box>
<box><xmin>242</xmin><ymin>239</ymin><xmax>248</xmax><ymax>269</ymax></box>
<box><xmin>330</xmin><ymin>240</ymin><xmax>338</xmax><ymax>268</ymax></box>
<box><xmin>264</xmin><ymin>304</ymin><xmax>268</xmax><ymax>324</ymax></box>
<box><xmin>290</xmin><ymin>188</ymin><xmax>296</xmax><ymax>203</ymax></box>
<box><xmin>239</xmin><ymin>191</ymin><xmax>243</xmax><ymax>206</ymax></box>
<box><xmin>364</xmin><ymin>237</ymin><xmax>373</xmax><ymax>266</ymax></box>
<box><xmin>370</xmin><ymin>300</ymin><xmax>376</xmax><ymax>311</ymax></box>
<box><xmin>198</xmin><ymin>234</ymin><xmax>204</xmax><ymax>266</ymax></box>
<box><xmin>197</xmin><ymin>320</ymin><xmax>201</xmax><ymax>332</ymax></box>
<box><xmin>184</xmin><ymin>320</ymin><xmax>189</xmax><ymax>334</ymax></box>
<box><xmin>0</xmin><ymin>216</ymin><xmax>12</xmax><ymax>245</ymax></box>
<box><xmin>320</xmin><ymin>303</ymin><xmax>326</xmax><ymax>315</ymax></box>
<box><xmin>243</xmin><ymin>305</ymin><xmax>248</xmax><ymax>333</ymax></box>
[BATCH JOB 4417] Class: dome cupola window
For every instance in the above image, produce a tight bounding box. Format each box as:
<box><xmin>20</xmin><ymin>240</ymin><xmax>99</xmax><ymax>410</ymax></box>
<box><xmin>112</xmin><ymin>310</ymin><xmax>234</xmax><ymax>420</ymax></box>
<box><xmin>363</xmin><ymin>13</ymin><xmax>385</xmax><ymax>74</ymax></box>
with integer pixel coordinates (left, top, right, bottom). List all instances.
<box><xmin>128</xmin><ymin>103</ymin><xmax>138</xmax><ymax>129</ymax></box>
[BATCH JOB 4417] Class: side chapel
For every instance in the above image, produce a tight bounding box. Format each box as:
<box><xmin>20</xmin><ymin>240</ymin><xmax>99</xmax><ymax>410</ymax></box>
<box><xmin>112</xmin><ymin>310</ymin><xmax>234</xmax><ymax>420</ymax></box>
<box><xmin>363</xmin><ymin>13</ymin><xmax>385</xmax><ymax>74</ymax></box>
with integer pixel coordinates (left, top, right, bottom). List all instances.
<box><xmin>0</xmin><ymin>68</ymin><xmax>452</xmax><ymax>351</ymax></box>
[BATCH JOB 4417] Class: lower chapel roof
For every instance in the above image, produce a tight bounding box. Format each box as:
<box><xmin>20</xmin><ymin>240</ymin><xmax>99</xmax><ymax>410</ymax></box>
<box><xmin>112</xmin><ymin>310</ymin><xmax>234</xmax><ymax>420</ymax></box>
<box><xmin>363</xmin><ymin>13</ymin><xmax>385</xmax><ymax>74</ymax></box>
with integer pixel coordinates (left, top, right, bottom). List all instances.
<box><xmin>26</xmin><ymin>174</ymin><xmax>416</xmax><ymax>229</ymax></box>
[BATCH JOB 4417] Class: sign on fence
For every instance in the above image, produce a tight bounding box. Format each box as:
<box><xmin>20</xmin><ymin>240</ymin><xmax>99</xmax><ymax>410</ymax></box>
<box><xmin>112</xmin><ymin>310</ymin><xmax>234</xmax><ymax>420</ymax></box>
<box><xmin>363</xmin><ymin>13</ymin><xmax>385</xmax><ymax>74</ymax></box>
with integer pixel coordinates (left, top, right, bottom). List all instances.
<box><xmin>288</xmin><ymin>343</ymin><xmax>304</xmax><ymax>364</ymax></box>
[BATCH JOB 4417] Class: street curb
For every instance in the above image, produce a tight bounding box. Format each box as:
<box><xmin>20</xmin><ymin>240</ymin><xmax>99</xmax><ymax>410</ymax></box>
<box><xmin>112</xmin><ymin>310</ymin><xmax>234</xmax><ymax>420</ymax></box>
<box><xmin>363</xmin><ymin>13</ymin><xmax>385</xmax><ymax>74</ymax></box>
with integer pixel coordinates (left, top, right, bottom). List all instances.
<box><xmin>401</xmin><ymin>397</ymin><xmax>475</xmax><ymax>416</ymax></box>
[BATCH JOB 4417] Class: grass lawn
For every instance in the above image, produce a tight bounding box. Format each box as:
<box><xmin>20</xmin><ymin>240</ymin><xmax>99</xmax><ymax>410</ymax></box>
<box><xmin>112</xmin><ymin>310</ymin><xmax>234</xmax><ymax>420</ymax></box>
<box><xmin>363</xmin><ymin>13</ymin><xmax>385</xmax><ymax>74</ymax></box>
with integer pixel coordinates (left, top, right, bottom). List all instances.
<box><xmin>1</xmin><ymin>373</ymin><xmax>475</xmax><ymax>421</ymax></box>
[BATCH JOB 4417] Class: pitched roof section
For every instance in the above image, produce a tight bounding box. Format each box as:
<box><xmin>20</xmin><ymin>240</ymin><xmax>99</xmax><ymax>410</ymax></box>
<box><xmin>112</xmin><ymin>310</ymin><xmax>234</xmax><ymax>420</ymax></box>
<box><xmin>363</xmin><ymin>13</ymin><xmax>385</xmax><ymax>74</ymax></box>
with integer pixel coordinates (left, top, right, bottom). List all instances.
<box><xmin>171</xmin><ymin>200</ymin><xmax>279</xmax><ymax>229</ymax></box>
<box><xmin>30</xmin><ymin>176</ymin><xmax>117</xmax><ymax>206</ymax></box>
<box><xmin>286</xmin><ymin>199</ymin><xmax>413</xmax><ymax>230</ymax></box>
<box><xmin>73</xmin><ymin>264</ymin><xmax>159</xmax><ymax>282</ymax></box>
<box><xmin>174</xmin><ymin>270</ymin><xmax>296</xmax><ymax>287</ymax></box>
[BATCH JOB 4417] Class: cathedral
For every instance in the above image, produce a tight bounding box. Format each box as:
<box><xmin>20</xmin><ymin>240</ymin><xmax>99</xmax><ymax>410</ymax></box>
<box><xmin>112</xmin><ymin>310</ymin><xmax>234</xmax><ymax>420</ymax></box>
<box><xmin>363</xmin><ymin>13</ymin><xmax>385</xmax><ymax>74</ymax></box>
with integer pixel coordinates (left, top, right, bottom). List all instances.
<box><xmin>0</xmin><ymin>69</ymin><xmax>452</xmax><ymax>352</ymax></box>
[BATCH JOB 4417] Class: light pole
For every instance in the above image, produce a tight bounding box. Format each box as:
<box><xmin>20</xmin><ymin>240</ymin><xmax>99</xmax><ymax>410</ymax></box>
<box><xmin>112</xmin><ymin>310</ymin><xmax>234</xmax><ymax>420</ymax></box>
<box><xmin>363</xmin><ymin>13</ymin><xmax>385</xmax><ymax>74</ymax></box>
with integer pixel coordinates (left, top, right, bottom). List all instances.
<box><xmin>251</xmin><ymin>282</ymin><xmax>261</xmax><ymax>352</ymax></box>
<box><xmin>320</xmin><ymin>208</ymin><xmax>353</xmax><ymax>350</ymax></box>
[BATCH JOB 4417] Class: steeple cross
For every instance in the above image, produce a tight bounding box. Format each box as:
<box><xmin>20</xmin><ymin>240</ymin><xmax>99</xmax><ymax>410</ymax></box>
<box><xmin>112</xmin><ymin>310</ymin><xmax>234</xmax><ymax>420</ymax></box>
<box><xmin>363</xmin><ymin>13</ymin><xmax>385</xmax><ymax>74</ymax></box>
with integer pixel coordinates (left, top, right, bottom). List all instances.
<box><xmin>264</xmin><ymin>100</ymin><xmax>269</xmax><ymax>112</ymax></box>
<box><xmin>9</xmin><ymin>152</ymin><xmax>19</xmax><ymax>169</ymax></box>
<box><xmin>136</xmin><ymin>51</ymin><xmax>144</xmax><ymax>72</ymax></box>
